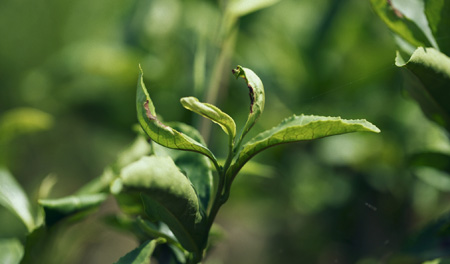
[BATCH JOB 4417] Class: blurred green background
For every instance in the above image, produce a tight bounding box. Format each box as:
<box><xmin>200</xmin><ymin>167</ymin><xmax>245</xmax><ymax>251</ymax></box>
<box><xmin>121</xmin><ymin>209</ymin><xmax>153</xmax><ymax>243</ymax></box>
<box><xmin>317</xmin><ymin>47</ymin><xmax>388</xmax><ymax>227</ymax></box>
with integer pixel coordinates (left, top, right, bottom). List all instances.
<box><xmin>1</xmin><ymin>0</ymin><xmax>449</xmax><ymax>263</ymax></box>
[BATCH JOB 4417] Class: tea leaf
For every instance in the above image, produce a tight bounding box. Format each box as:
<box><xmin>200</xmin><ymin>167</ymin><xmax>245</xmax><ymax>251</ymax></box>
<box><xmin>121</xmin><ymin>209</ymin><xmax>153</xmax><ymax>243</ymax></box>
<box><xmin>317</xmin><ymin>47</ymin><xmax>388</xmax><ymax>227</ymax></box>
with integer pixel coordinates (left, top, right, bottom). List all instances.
<box><xmin>152</xmin><ymin>122</ymin><xmax>213</xmax><ymax>211</ymax></box>
<box><xmin>0</xmin><ymin>238</ymin><xmax>24</xmax><ymax>264</ymax></box>
<box><xmin>39</xmin><ymin>193</ymin><xmax>108</xmax><ymax>226</ymax></box>
<box><xmin>229</xmin><ymin>115</ymin><xmax>380</xmax><ymax>179</ymax></box>
<box><xmin>370</xmin><ymin>0</ymin><xmax>431</xmax><ymax>49</ymax></box>
<box><xmin>137</xmin><ymin>66</ymin><xmax>218</xmax><ymax>167</ymax></box>
<box><xmin>180</xmin><ymin>96</ymin><xmax>236</xmax><ymax>140</ymax></box>
<box><xmin>232</xmin><ymin>65</ymin><xmax>265</xmax><ymax>143</ymax></box>
<box><xmin>120</xmin><ymin>156</ymin><xmax>207</xmax><ymax>253</ymax></box>
<box><xmin>114</xmin><ymin>239</ymin><xmax>162</xmax><ymax>264</ymax></box>
<box><xmin>0</xmin><ymin>167</ymin><xmax>35</xmax><ymax>232</ymax></box>
<box><xmin>395</xmin><ymin>47</ymin><xmax>450</xmax><ymax>131</ymax></box>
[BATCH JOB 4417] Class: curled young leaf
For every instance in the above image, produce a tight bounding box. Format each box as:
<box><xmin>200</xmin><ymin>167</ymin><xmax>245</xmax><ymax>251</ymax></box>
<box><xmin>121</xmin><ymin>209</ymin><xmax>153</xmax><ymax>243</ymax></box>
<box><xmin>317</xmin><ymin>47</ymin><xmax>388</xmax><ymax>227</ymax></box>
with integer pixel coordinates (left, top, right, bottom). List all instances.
<box><xmin>232</xmin><ymin>65</ymin><xmax>265</xmax><ymax>143</ymax></box>
<box><xmin>137</xmin><ymin>66</ymin><xmax>218</xmax><ymax>167</ymax></box>
<box><xmin>180</xmin><ymin>96</ymin><xmax>236</xmax><ymax>140</ymax></box>
<box><xmin>228</xmin><ymin>115</ymin><xmax>380</xmax><ymax>182</ymax></box>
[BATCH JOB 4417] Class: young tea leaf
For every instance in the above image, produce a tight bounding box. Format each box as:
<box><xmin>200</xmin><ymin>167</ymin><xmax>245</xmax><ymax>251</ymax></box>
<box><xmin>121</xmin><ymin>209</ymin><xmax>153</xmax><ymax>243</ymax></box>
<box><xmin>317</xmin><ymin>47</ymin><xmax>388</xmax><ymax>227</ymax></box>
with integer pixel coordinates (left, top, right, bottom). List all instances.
<box><xmin>228</xmin><ymin>115</ymin><xmax>380</xmax><ymax>181</ymax></box>
<box><xmin>0</xmin><ymin>167</ymin><xmax>35</xmax><ymax>232</ymax></box>
<box><xmin>180</xmin><ymin>96</ymin><xmax>236</xmax><ymax>141</ymax></box>
<box><xmin>39</xmin><ymin>193</ymin><xmax>108</xmax><ymax>226</ymax></box>
<box><xmin>136</xmin><ymin>66</ymin><xmax>218</xmax><ymax>167</ymax></box>
<box><xmin>232</xmin><ymin>65</ymin><xmax>265</xmax><ymax>144</ymax></box>
<box><xmin>120</xmin><ymin>156</ymin><xmax>207</xmax><ymax>253</ymax></box>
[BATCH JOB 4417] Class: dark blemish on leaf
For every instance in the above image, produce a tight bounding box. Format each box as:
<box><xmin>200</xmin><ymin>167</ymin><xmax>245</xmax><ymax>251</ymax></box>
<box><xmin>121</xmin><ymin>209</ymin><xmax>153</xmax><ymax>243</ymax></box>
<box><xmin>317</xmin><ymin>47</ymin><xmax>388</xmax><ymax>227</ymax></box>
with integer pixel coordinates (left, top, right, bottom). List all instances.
<box><xmin>144</xmin><ymin>100</ymin><xmax>157</xmax><ymax>121</ymax></box>
<box><xmin>387</xmin><ymin>0</ymin><xmax>404</xmax><ymax>18</ymax></box>
<box><xmin>248</xmin><ymin>84</ymin><xmax>255</xmax><ymax>113</ymax></box>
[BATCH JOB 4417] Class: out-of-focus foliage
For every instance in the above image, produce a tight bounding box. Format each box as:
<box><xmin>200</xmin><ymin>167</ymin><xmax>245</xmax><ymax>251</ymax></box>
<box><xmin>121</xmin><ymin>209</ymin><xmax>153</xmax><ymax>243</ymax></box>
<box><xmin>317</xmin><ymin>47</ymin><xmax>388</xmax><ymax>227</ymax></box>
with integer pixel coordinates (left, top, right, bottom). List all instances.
<box><xmin>0</xmin><ymin>0</ymin><xmax>449</xmax><ymax>263</ymax></box>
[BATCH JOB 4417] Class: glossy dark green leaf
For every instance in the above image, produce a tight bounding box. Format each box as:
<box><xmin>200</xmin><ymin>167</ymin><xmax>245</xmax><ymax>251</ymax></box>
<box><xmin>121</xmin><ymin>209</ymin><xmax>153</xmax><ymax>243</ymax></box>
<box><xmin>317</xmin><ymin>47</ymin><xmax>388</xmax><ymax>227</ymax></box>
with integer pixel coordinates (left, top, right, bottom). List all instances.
<box><xmin>152</xmin><ymin>122</ymin><xmax>213</xmax><ymax>211</ymax></box>
<box><xmin>370</xmin><ymin>0</ymin><xmax>432</xmax><ymax>48</ymax></box>
<box><xmin>0</xmin><ymin>238</ymin><xmax>24</xmax><ymax>264</ymax></box>
<box><xmin>425</xmin><ymin>0</ymin><xmax>450</xmax><ymax>55</ymax></box>
<box><xmin>114</xmin><ymin>239</ymin><xmax>162</xmax><ymax>264</ymax></box>
<box><xmin>180</xmin><ymin>96</ymin><xmax>236</xmax><ymax>140</ymax></box>
<box><xmin>395</xmin><ymin>47</ymin><xmax>450</xmax><ymax>131</ymax></box>
<box><xmin>120</xmin><ymin>156</ymin><xmax>207</xmax><ymax>253</ymax></box>
<box><xmin>229</xmin><ymin>115</ymin><xmax>380</xmax><ymax>180</ymax></box>
<box><xmin>136</xmin><ymin>66</ymin><xmax>217</xmax><ymax>166</ymax></box>
<box><xmin>39</xmin><ymin>193</ymin><xmax>108</xmax><ymax>226</ymax></box>
<box><xmin>232</xmin><ymin>65</ymin><xmax>265</xmax><ymax>143</ymax></box>
<box><xmin>0</xmin><ymin>167</ymin><xmax>35</xmax><ymax>232</ymax></box>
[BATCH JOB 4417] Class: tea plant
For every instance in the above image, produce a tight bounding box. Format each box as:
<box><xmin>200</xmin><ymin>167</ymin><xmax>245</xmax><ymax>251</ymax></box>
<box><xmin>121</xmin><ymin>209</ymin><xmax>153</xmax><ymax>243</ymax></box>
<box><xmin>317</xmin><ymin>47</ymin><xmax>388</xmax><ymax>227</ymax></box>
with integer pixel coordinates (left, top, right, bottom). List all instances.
<box><xmin>0</xmin><ymin>65</ymin><xmax>380</xmax><ymax>264</ymax></box>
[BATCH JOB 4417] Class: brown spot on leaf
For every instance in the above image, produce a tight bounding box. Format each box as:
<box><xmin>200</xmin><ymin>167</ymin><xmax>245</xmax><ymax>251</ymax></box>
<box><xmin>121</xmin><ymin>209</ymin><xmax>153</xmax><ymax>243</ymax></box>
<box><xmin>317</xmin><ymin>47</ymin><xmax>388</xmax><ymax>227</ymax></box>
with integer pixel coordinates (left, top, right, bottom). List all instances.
<box><xmin>248</xmin><ymin>84</ymin><xmax>255</xmax><ymax>113</ymax></box>
<box><xmin>387</xmin><ymin>0</ymin><xmax>404</xmax><ymax>18</ymax></box>
<box><xmin>144</xmin><ymin>100</ymin><xmax>157</xmax><ymax>121</ymax></box>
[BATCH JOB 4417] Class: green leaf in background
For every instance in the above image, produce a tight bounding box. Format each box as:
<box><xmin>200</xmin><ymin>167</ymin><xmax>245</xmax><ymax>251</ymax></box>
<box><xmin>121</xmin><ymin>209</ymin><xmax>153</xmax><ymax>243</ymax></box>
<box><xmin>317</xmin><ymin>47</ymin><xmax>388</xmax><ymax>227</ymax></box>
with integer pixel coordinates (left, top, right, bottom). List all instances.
<box><xmin>404</xmin><ymin>211</ymin><xmax>450</xmax><ymax>261</ymax></box>
<box><xmin>120</xmin><ymin>156</ymin><xmax>207</xmax><ymax>253</ymax></box>
<box><xmin>232</xmin><ymin>65</ymin><xmax>265</xmax><ymax>144</ymax></box>
<box><xmin>39</xmin><ymin>193</ymin><xmax>108</xmax><ymax>226</ymax></box>
<box><xmin>137</xmin><ymin>66</ymin><xmax>218</xmax><ymax>168</ymax></box>
<box><xmin>425</xmin><ymin>0</ymin><xmax>450</xmax><ymax>55</ymax></box>
<box><xmin>0</xmin><ymin>167</ymin><xmax>35</xmax><ymax>232</ymax></box>
<box><xmin>409</xmin><ymin>152</ymin><xmax>450</xmax><ymax>174</ymax></box>
<box><xmin>114</xmin><ymin>239</ymin><xmax>162</xmax><ymax>264</ymax></box>
<box><xmin>0</xmin><ymin>238</ymin><xmax>24</xmax><ymax>264</ymax></box>
<box><xmin>228</xmin><ymin>115</ymin><xmax>380</xmax><ymax>180</ymax></box>
<box><xmin>0</xmin><ymin>108</ymin><xmax>53</xmax><ymax>145</ymax></box>
<box><xmin>370</xmin><ymin>0</ymin><xmax>432</xmax><ymax>49</ymax></box>
<box><xmin>180</xmin><ymin>96</ymin><xmax>236</xmax><ymax>142</ymax></box>
<box><xmin>228</xmin><ymin>0</ymin><xmax>281</xmax><ymax>17</ymax></box>
<box><xmin>152</xmin><ymin>122</ymin><xmax>213</xmax><ymax>211</ymax></box>
<box><xmin>395</xmin><ymin>47</ymin><xmax>450</xmax><ymax>131</ymax></box>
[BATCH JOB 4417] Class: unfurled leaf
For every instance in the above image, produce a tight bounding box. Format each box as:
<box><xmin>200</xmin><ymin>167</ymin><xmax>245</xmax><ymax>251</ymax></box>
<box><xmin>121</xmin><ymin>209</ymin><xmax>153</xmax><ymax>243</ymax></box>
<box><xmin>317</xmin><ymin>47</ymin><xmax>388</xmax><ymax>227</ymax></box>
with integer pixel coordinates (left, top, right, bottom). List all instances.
<box><xmin>0</xmin><ymin>238</ymin><xmax>24</xmax><ymax>264</ymax></box>
<box><xmin>120</xmin><ymin>156</ymin><xmax>207</xmax><ymax>253</ymax></box>
<box><xmin>180</xmin><ymin>96</ymin><xmax>236</xmax><ymax>141</ymax></box>
<box><xmin>228</xmin><ymin>115</ymin><xmax>380</xmax><ymax>180</ymax></box>
<box><xmin>395</xmin><ymin>47</ymin><xmax>450</xmax><ymax>131</ymax></box>
<box><xmin>114</xmin><ymin>239</ymin><xmax>162</xmax><ymax>264</ymax></box>
<box><xmin>152</xmin><ymin>122</ymin><xmax>213</xmax><ymax>211</ymax></box>
<box><xmin>136</xmin><ymin>66</ymin><xmax>217</xmax><ymax>166</ymax></box>
<box><xmin>232</xmin><ymin>65</ymin><xmax>265</xmax><ymax>143</ymax></box>
<box><xmin>39</xmin><ymin>193</ymin><xmax>108</xmax><ymax>226</ymax></box>
<box><xmin>425</xmin><ymin>0</ymin><xmax>450</xmax><ymax>55</ymax></box>
<box><xmin>0</xmin><ymin>167</ymin><xmax>35</xmax><ymax>232</ymax></box>
<box><xmin>370</xmin><ymin>0</ymin><xmax>432</xmax><ymax>49</ymax></box>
